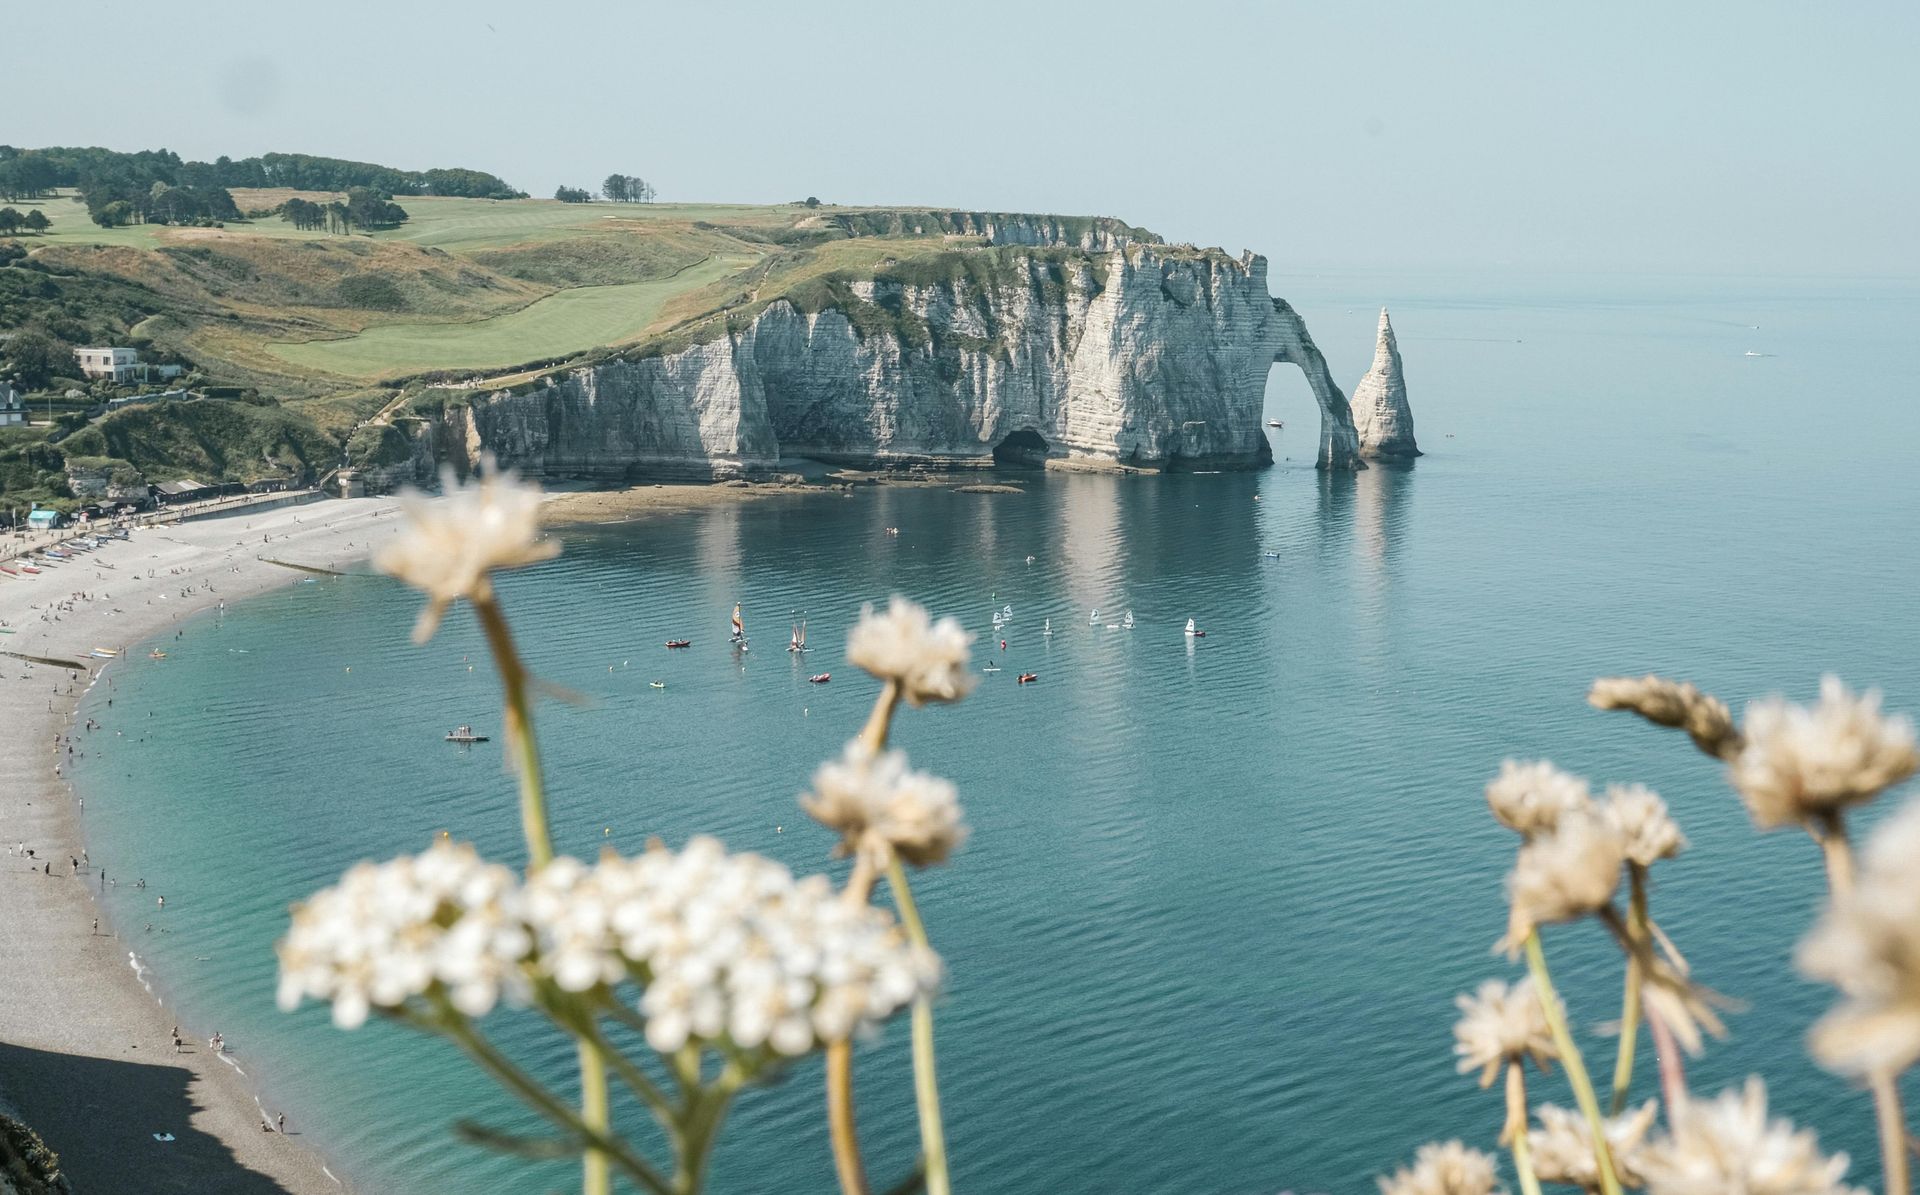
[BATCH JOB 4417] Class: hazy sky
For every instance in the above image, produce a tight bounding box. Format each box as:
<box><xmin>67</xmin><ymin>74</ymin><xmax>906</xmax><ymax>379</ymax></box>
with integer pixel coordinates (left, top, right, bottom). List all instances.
<box><xmin>15</xmin><ymin>0</ymin><xmax>1918</xmax><ymax>276</ymax></box>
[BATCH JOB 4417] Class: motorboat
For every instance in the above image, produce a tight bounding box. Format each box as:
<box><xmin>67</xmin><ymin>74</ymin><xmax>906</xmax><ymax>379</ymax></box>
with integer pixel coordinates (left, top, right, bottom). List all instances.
<box><xmin>649</xmin><ymin>681</ymin><xmax>666</xmax><ymax>689</ymax></box>
<box><xmin>1017</xmin><ymin>672</ymin><xmax>1038</xmax><ymax>684</ymax></box>
<box><xmin>808</xmin><ymin>673</ymin><xmax>830</xmax><ymax>684</ymax></box>
<box><xmin>445</xmin><ymin>725</ymin><xmax>490</xmax><ymax>743</ymax></box>
<box><xmin>1267</xmin><ymin>419</ymin><xmax>1285</xmax><ymax>428</ymax></box>
<box><xmin>665</xmin><ymin>639</ymin><xmax>691</xmax><ymax>649</ymax></box>
<box><xmin>148</xmin><ymin>650</ymin><xmax>167</xmax><ymax>660</ymax></box>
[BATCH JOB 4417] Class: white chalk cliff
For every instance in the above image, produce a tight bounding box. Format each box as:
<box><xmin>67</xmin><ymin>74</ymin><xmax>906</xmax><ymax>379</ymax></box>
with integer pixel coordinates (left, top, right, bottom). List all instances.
<box><xmin>404</xmin><ymin>221</ymin><xmax>1395</xmax><ymax>480</ymax></box>
<box><xmin>1349</xmin><ymin>308</ymin><xmax>1420</xmax><ymax>460</ymax></box>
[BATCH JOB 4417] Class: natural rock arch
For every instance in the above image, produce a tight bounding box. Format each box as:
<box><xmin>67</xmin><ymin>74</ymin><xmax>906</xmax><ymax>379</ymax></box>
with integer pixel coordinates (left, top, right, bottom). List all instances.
<box><xmin>1266</xmin><ymin>299</ymin><xmax>1365</xmax><ymax>471</ymax></box>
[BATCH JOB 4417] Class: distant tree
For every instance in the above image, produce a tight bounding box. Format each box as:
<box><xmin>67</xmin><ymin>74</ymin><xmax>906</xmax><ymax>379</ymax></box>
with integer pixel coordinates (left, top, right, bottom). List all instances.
<box><xmin>0</xmin><ymin>208</ymin><xmax>20</xmax><ymax>235</ymax></box>
<box><xmin>602</xmin><ymin>174</ymin><xmax>628</xmax><ymax>203</ymax></box>
<box><xmin>4</xmin><ymin>331</ymin><xmax>67</xmax><ymax>390</ymax></box>
<box><xmin>553</xmin><ymin>185</ymin><xmax>593</xmax><ymax>204</ymax></box>
<box><xmin>23</xmin><ymin>209</ymin><xmax>49</xmax><ymax>233</ymax></box>
<box><xmin>804</xmin><ymin>196</ymin><xmax>821</xmax><ymax>208</ymax></box>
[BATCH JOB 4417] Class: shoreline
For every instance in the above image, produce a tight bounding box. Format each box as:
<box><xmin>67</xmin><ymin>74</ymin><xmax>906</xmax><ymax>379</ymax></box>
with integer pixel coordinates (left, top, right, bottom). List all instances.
<box><xmin>0</xmin><ymin>497</ymin><xmax>404</xmax><ymax>1194</ymax></box>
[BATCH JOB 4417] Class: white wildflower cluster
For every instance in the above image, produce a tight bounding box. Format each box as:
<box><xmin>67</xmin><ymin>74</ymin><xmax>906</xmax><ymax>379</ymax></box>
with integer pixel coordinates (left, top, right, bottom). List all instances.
<box><xmin>1601</xmin><ymin>783</ymin><xmax>1686</xmax><ymax>868</ymax></box>
<box><xmin>1501</xmin><ymin>808</ymin><xmax>1626</xmax><ymax>955</ymax></box>
<box><xmin>376</xmin><ymin>456</ymin><xmax>560</xmax><ymax>642</ymax></box>
<box><xmin>803</xmin><ymin>741</ymin><xmax>967</xmax><ymax>867</ymax></box>
<box><xmin>1729</xmin><ymin>677</ymin><xmax>1918</xmax><ymax>830</ymax></box>
<box><xmin>1528</xmin><ymin>1101</ymin><xmax>1657</xmax><ymax>1191</ymax></box>
<box><xmin>1377</xmin><ymin>1141</ymin><xmax>1502</xmax><ymax>1195</ymax></box>
<box><xmin>277</xmin><ymin>841</ymin><xmax>533</xmax><ymax>1029</ymax></box>
<box><xmin>1798</xmin><ymin>795</ymin><xmax>1920</xmax><ymax>1076</ymax></box>
<box><xmin>1485</xmin><ymin>760</ymin><xmax>1593</xmax><ymax>839</ymax></box>
<box><xmin>1638</xmin><ymin>1078</ymin><xmax>1861</xmax><ymax>1195</ymax></box>
<box><xmin>280</xmin><ymin>838</ymin><xmax>939</xmax><ymax>1058</ymax></box>
<box><xmin>846</xmin><ymin>597</ymin><xmax>975</xmax><ymax>706</ymax></box>
<box><xmin>1451</xmin><ymin>977</ymin><xmax>1558</xmax><ymax>1087</ymax></box>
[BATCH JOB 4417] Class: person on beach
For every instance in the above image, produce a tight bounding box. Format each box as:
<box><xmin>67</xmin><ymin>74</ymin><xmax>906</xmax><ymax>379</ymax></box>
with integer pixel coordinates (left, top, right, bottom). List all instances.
<box><xmin>277</xmin><ymin>1114</ymin><xmax>285</xmax><ymax>1132</ymax></box>
<box><xmin>91</xmin><ymin>918</ymin><xmax>98</xmax><ymax>935</ymax></box>
<box><xmin>157</xmin><ymin>895</ymin><xmax>164</xmax><ymax>909</ymax></box>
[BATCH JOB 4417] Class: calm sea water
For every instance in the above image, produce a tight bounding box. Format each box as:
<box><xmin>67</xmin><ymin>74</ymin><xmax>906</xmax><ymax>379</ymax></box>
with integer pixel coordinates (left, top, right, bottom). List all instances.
<box><xmin>75</xmin><ymin>271</ymin><xmax>1920</xmax><ymax>1193</ymax></box>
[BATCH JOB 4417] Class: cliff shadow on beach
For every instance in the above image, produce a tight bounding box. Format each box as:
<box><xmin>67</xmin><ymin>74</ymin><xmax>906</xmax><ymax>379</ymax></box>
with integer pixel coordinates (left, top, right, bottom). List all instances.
<box><xmin>0</xmin><ymin>1041</ymin><xmax>302</xmax><ymax>1195</ymax></box>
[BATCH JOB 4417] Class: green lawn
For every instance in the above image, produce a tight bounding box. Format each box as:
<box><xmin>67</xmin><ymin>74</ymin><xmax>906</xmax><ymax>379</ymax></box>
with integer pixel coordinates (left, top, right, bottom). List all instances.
<box><xmin>266</xmin><ymin>253</ymin><xmax>761</xmax><ymax>379</ymax></box>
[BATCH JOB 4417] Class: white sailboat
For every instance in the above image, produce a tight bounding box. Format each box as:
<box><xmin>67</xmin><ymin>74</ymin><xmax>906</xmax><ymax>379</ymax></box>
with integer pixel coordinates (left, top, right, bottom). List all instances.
<box><xmin>788</xmin><ymin>620</ymin><xmax>808</xmax><ymax>653</ymax></box>
<box><xmin>1123</xmin><ymin>610</ymin><xmax>1135</xmax><ymax>630</ymax></box>
<box><xmin>1184</xmin><ymin>617</ymin><xmax>1206</xmax><ymax>639</ymax></box>
<box><xmin>730</xmin><ymin>603</ymin><xmax>749</xmax><ymax>650</ymax></box>
<box><xmin>1089</xmin><ymin>608</ymin><xmax>1099</xmax><ymax>625</ymax></box>
<box><xmin>1043</xmin><ymin>618</ymin><xmax>1052</xmax><ymax>637</ymax></box>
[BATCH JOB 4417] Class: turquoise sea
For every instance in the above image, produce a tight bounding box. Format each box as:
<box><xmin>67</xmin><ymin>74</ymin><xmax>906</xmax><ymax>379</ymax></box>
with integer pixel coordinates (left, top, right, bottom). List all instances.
<box><xmin>74</xmin><ymin>271</ymin><xmax>1920</xmax><ymax>1192</ymax></box>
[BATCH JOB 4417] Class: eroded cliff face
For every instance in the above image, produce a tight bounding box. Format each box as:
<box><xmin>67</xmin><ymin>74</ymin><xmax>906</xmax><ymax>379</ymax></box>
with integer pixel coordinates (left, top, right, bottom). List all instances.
<box><xmin>422</xmin><ymin>239</ymin><xmax>1373</xmax><ymax>481</ymax></box>
<box><xmin>1349</xmin><ymin>308</ymin><xmax>1419</xmax><ymax>460</ymax></box>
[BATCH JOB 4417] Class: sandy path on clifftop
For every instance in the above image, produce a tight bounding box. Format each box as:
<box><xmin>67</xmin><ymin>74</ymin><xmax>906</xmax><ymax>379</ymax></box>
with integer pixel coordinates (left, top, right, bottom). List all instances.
<box><xmin>0</xmin><ymin>499</ymin><xmax>401</xmax><ymax>1195</ymax></box>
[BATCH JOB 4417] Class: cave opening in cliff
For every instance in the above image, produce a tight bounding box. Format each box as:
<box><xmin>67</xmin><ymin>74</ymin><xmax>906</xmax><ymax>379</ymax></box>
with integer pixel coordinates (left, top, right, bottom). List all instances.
<box><xmin>992</xmin><ymin>428</ymin><xmax>1049</xmax><ymax>468</ymax></box>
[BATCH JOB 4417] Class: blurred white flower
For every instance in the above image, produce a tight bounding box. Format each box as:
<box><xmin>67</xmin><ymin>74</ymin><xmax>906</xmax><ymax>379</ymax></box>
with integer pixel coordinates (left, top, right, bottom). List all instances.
<box><xmin>1377</xmin><ymin>1141</ymin><xmax>1502</xmax><ymax>1195</ymax></box>
<box><xmin>1485</xmin><ymin>760</ymin><xmax>1593</xmax><ymax>839</ymax></box>
<box><xmin>376</xmin><ymin>456</ymin><xmax>559</xmax><ymax>642</ymax></box>
<box><xmin>1798</xmin><ymin>795</ymin><xmax>1920</xmax><ymax>1076</ymax></box>
<box><xmin>1501</xmin><ymin>809</ymin><xmax>1625</xmax><ymax>955</ymax></box>
<box><xmin>803</xmin><ymin>741</ymin><xmax>967</xmax><ymax>867</ymax></box>
<box><xmin>277</xmin><ymin>841</ymin><xmax>532</xmax><ymax>1029</ymax></box>
<box><xmin>588</xmin><ymin>837</ymin><xmax>939</xmax><ymax>1056</ymax></box>
<box><xmin>1602</xmin><ymin>784</ymin><xmax>1686</xmax><ymax>868</ymax></box>
<box><xmin>1452</xmin><ymin>977</ymin><xmax>1558</xmax><ymax>1087</ymax></box>
<box><xmin>1589</xmin><ymin>675</ymin><xmax>1737</xmax><ymax>758</ymax></box>
<box><xmin>845</xmin><ymin>597</ymin><xmax>975</xmax><ymax>706</ymax></box>
<box><xmin>1638</xmin><ymin>1078</ymin><xmax>1861</xmax><ymax>1195</ymax></box>
<box><xmin>1729</xmin><ymin>677</ymin><xmax>1917</xmax><ymax>830</ymax></box>
<box><xmin>1529</xmin><ymin>1100</ymin><xmax>1657</xmax><ymax>1191</ymax></box>
<box><xmin>524</xmin><ymin>856</ymin><xmax>625</xmax><ymax>993</ymax></box>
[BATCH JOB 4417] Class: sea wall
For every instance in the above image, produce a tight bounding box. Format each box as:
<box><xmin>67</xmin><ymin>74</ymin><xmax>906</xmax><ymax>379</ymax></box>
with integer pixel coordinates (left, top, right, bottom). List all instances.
<box><xmin>408</xmin><ymin>240</ymin><xmax>1374</xmax><ymax>482</ymax></box>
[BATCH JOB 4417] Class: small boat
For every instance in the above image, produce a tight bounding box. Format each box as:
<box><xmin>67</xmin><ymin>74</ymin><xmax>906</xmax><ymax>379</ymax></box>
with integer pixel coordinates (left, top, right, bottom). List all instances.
<box><xmin>1017</xmin><ymin>672</ymin><xmax>1038</xmax><ymax>684</ymax></box>
<box><xmin>787</xmin><ymin>620</ymin><xmax>809</xmax><ymax>653</ymax></box>
<box><xmin>445</xmin><ymin>725</ymin><xmax>490</xmax><ymax>744</ymax></box>
<box><xmin>649</xmin><ymin>681</ymin><xmax>666</xmax><ymax>689</ymax></box>
<box><xmin>90</xmin><ymin>647</ymin><xmax>120</xmax><ymax>658</ymax></box>
<box><xmin>1184</xmin><ymin>618</ymin><xmax>1206</xmax><ymax>639</ymax></box>
<box><xmin>148</xmin><ymin>650</ymin><xmax>167</xmax><ymax>660</ymax></box>
<box><xmin>1042</xmin><ymin>618</ymin><xmax>1052</xmax><ymax>637</ymax></box>
<box><xmin>729</xmin><ymin>603</ymin><xmax>749</xmax><ymax>650</ymax></box>
<box><xmin>807</xmin><ymin>673</ymin><xmax>830</xmax><ymax>684</ymax></box>
<box><xmin>1263</xmin><ymin>551</ymin><xmax>1281</xmax><ymax>559</ymax></box>
<box><xmin>1089</xmin><ymin>608</ymin><xmax>1098</xmax><ymax>625</ymax></box>
<box><xmin>0</xmin><ymin>565</ymin><xmax>17</xmax><ymax>576</ymax></box>
<box><xmin>1122</xmin><ymin>610</ymin><xmax>1135</xmax><ymax>630</ymax></box>
<box><xmin>982</xmin><ymin>662</ymin><xmax>1002</xmax><ymax>673</ymax></box>
<box><xmin>1268</xmin><ymin>419</ymin><xmax>1285</xmax><ymax>428</ymax></box>
<box><xmin>665</xmin><ymin>639</ymin><xmax>691</xmax><ymax>649</ymax></box>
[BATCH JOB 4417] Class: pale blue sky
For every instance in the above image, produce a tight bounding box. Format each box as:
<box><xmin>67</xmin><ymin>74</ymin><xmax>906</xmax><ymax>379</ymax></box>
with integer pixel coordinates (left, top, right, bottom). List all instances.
<box><xmin>14</xmin><ymin>0</ymin><xmax>1917</xmax><ymax>275</ymax></box>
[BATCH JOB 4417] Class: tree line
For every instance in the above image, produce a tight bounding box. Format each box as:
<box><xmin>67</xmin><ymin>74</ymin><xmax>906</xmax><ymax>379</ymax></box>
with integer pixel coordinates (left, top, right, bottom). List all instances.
<box><xmin>279</xmin><ymin>189</ymin><xmax>409</xmax><ymax>233</ymax></box>
<box><xmin>550</xmin><ymin>175</ymin><xmax>659</xmax><ymax>204</ymax></box>
<box><xmin>0</xmin><ymin>145</ymin><xmax>526</xmax><ymax>209</ymax></box>
<box><xmin>0</xmin><ymin>208</ymin><xmax>51</xmax><ymax>234</ymax></box>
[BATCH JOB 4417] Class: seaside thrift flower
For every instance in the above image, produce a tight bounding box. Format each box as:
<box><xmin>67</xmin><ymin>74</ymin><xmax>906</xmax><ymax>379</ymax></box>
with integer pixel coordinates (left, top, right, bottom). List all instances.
<box><xmin>1589</xmin><ymin>675</ymin><xmax>1738</xmax><ymax>760</ymax></box>
<box><xmin>846</xmin><ymin>596</ymin><xmax>975</xmax><ymax>706</ymax></box>
<box><xmin>1452</xmin><ymin>977</ymin><xmax>1558</xmax><ymax>1086</ymax></box>
<box><xmin>1529</xmin><ymin>1101</ymin><xmax>1658</xmax><ymax>1191</ymax></box>
<box><xmin>1797</xmin><ymin>795</ymin><xmax>1920</xmax><ymax>1076</ymax></box>
<box><xmin>560</xmin><ymin>837</ymin><xmax>939</xmax><ymax>1057</ymax></box>
<box><xmin>803</xmin><ymin>741</ymin><xmax>968</xmax><ymax>867</ymax></box>
<box><xmin>1501</xmin><ymin>808</ymin><xmax>1626</xmax><ymax>955</ymax></box>
<box><xmin>1639</xmin><ymin>955</ymin><xmax>1729</xmax><ymax>1056</ymax></box>
<box><xmin>276</xmin><ymin>841</ymin><xmax>532</xmax><ymax>1029</ymax></box>
<box><xmin>1602</xmin><ymin>783</ymin><xmax>1687</xmax><ymax>868</ymax></box>
<box><xmin>376</xmin><ymin>456</ymin><xmax>559</xmax><ymax>642</ymax></box>
<box><xmin>1728</xmin><ymin>677</ymin><xmax>1918</xmax><ymax>830</ymax></box>
<box><xmin>1485</xmin><ymin>760</ymin><xmax>1593</xmax><ymax>839</ymax></box>
<box><xmin>1638</xmin><ymin>1078</ymin><xmax>1861</xmax><ymax>1195</ymax></box>
<box><xmin>1377</xmin><ymin>1141</ymin><xmax>1501</xmax><ymax>1195</ymax></box>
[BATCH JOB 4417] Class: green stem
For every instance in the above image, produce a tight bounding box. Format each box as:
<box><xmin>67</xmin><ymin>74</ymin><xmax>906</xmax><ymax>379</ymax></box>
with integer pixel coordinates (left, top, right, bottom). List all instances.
<box><xmin>675</xmin><ymin>1061</ymin><xmax>746</xmax><ymax>1195</ymax></box>
<box><xmin>885</xmin><ymin>857</ymin><xmax>950</xmax><ymax>1195</ymax></box>
<box><xmin>1609</xmin><ymin>866</ymin><xmax>1649</xmax><ymax>1115</ymax></box>
<box><xmin>1525</xmin><ymin>931</ymin><xmax>1621</xmax><ymax>1195</ymax></box>
<box><xmin>578</xmin><ymin>1037</ymin><xmax>611</xmax><ymax>1195</ymax></box>
<box><xmin>1505</xmin><ymin>1061</ymin><xmax>1543</xmax><ymax>1195</ymax></box>
<box><xmin>475</xmin><ymin>590</ymin><xmax>553</xmax><ymax>868</ymax></box>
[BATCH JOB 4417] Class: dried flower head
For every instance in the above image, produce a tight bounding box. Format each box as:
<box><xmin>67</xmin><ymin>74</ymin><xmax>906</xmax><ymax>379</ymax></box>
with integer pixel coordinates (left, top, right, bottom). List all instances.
<box><xmin>1729</xmin><ymin>677</ymin><xmax>1917</xmax><ymax>830</ymax></box>
<box><xmin>1501</xmin><ymin>809</ymin><xmax>1626</xmax><ymax>955</ymax></box>
<box><xmin>1452</xmin><ymin>977</ymin><xmax>1558</xmax><ymax>1086</ymax></box>
<box><xmin>803</xmin><ymin>741</ymin><xmax>968</xmax><ymax>867</ymax></box>
<box><xmin>846</xmin><ymin>597</ymin><xmax>975</xmax><ymax>706</ymax></box>
<box><xmin>1797</xmin><ymin>795</ymin><xmax>1920</xmax><ymax>1076</ymax></box>
<box><xmin>1378</xmin><ymin>1141</ymin><xmax>1502</xmax><ymax>1195</ymax></box>
<box><xmin>276</xmin><ymin>841</ymin><xmax>532</xmax><ymax>1029</ymax></box>
<box><xmin>1589</xmin><ymin>675</ymin><xmax>1738</xmax><ymax>760</ymax></box>
<box><xmin>538</xmin><ymin>837</ymin><xmax>940</xmax><ymax>1057</ymax></box>
<box><xmin>1639</xmin><ymin>955</ymin><xmax>1730</xmax><ymax>1056</ymax></box>
<box><xmin>376</xmin><ymin>456</ymin><xmax>559</xmax><ymax>642</ymax></box>
<box><xmin>1602</xmin><ymin>784</ymin><xmax>1687</xmax><ymax>867</ymax></box>
<box><xmin>1638</xmin><ymin>1078</ymin><xmax>1861</xmax><ymax>1195</ymax></box>
<box><xmin>1529</xmin><ymin>1100</ymin><xmax>1658</xmax><ymax>1191</ymax></box>
<box><xmin>1485</xmin><ymin>760</ymin><xmax>1594</xmax><ymax>839</ymax></box>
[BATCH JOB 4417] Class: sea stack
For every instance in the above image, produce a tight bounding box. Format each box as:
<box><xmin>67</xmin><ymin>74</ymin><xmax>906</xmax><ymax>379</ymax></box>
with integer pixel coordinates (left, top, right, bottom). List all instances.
<box><xmin>1349</xmin><ymin>308</ymin><xmax>1421</xmax><ymax>460</ymax></box>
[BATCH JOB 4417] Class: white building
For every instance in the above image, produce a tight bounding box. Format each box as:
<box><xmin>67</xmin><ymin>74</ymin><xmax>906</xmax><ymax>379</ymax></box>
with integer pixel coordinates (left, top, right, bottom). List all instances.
<box><xmin>0</xmin><ymin>381</ymin><xmax>23</xmax><ymax>425</ymax></box>
<box><xmin>75</xmin><ymin>347</ymin><xmax>142</xmax><ymax>383</ymax></box>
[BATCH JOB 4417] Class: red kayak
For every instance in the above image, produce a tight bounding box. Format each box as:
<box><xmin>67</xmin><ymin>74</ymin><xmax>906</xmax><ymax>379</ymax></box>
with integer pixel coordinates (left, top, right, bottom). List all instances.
<box><xmin>1017</xmin><ymin>672</ymin><xmax>1038</xmax><ymax>684</ymax></box>
<box><xmin>665</xmin><ymin>639</ymin><xmax>691</xmax><ymax>649</ymax></box>
<box><xmin>808</xmin><ymin>673</ymin><xmax>830</xmax><ymax>684</ymax></box>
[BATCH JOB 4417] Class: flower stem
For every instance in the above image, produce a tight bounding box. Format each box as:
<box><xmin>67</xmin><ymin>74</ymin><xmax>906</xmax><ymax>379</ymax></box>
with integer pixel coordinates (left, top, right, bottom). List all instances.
<box><xmin>1813</xmin><ymin>813</ymin><xmax>1855</xmax><ymax>898</ymax></box>
<box><xmin>827</xmin><ymin>854</ymin><xmax>881</xmax><ymax>1195</ymax></box>
<box><xmin>1505</xmin><ymin>1061</ymin><xmax>1543</xmax><ymax>1195</ymax></box>
<box><xmin>1525</xmin><ymin>931</ymin><xmax>1622</xmax><ymax>1195</ymax></box>
<box><xmin>859</xmin><ymin>680</ymin><xmax>900</xmax><ymax>753</ymax></box>
<box><xmin>1644</xmin><ymin>1005</ymin><xmax>1689</xmax><ymax>1124</ymax></box>
<box><xmin>886</xmin><ymin>856</ymin><xmax>950</xmax><ymax>1195</ymax></box>
<box><xmin>1871</xmin><ymin>1070</ymin><xmax>1910</xmax><ymax>1195</ymax></box>
<box><xmin>578</xmin><ymin>1037</ymin><xmax>611</xmax><ymax>1195</ymax></box>
<box><xmin>1609</xmin><ymin>867</ymin><xmax>1649</xmax><ymax>1115</ymax></box>
<box><xmin>474</xmin><ymin>590</ymin><xmax>553</xmax><ymax>869</ymax></box>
